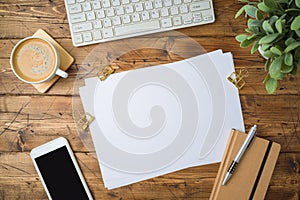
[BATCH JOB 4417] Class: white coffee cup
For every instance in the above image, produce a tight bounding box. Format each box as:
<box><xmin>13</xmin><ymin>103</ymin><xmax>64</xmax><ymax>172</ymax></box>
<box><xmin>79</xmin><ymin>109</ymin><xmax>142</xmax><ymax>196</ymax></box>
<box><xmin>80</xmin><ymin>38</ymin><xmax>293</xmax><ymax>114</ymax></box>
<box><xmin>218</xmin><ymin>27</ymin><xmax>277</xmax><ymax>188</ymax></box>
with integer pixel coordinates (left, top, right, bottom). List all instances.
<box><xmin>10</xmin><ymin>36</ymin><xmax>68</xmax><ymax>84</ymax></box>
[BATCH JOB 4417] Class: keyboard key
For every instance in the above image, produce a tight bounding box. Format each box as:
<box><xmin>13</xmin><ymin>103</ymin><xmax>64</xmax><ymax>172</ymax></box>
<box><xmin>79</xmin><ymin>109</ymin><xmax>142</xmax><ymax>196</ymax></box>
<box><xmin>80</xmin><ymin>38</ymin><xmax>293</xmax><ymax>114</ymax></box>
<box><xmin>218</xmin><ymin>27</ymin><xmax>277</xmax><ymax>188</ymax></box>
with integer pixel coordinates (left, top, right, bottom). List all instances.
<box><xmin>102</xmin><ymin>0</ymin><xmax>111</xmax><ymax>8</ymax></box>
<box><xmin>116</xmin><ymin>6</ymin><xmax>125</xmax><ymax>15</ymax></box>
<box><xmin>203</xmin><ymin>15</ymin><xmax>213</xmax><ymax>21</ymax></box>
<box><xmin>67</xmin><ymin>0</ymin><xmax>75</xmax><ymax>4</ymax></box>
<box><xmin>82</xmin><ymin>2</ymin><xmax>91</xmax><ymax>11</ymax></box>
<box><xmin>160</xmin><ymin>7</ymin><xmax>169</xmax><ymax>17</ymax></box>
<box><xmin>163</xmin><ymin>0</ymin><xmax>172</xmax><ymax>7</ymax></box>
<box><xmin>83</xmin><ymin>32</ymin><xmax>93</xmax><ymax>42</ymax></box>
<box><xmin>115</xmin><ymin>20</ymin><xmax>160</xmax><ymax>36</ymax></box>
<box><xmin>173</xmin><ymin>0</ymin><xmax>181</xmax><ymax>5</ymax></box>
<box><xmin>94</xmin><ymin>20</ymin><xmax>103</xmax><ymax>29</ymax></box>
<box><xmin>173</xmin><ymin>16</ymin><xmax>182</xmax><ymax>26</ymax></box>
<box><xmin>93</xmin><ymin>31</ymin><xmax>102</xmax><ymax>40</ymax></box>
<box><xmin>92</xmin><ymin>2</ymin><xmax>101</xmax><ymax>10</ymax></box>
<box><xmin>112</xmin><ymin>16</ymin><xmax>122</xmax><ymax>25</ymax></box>
<box><xmin>145</xmin><ymin>1</ymin><xmax>153</xmax><ymax>10</ymax></box>
<box><xmin>190</xmin><ymin>2</ymin><xmax>210</xmax><ymax>12</ymax></box>
<box><xmin>96</xmin><ymin>10</ymin><xmax>105</xmax><ymax>18</ymax></box>
<box><xmin>121</xmin><ymin>0</ymin><xmax>130</xmax><ymax>4</ymax></box>
<box><xmin>151</xmin><ymin>10</ymin><xmax>160</xmax><ymax>18</ymax></box>
<box><xmin>170</xmin><ymin>7</ymin><xmax>179</xmax><ymax>15</ymax></box>
<box><xmin>103</xmin><ymin>18</ymin><xmax>112</xmax><ymax>27</ymax></box>
<box><xmin>141</xmin><ymin>11</ymin><xmax>150</xmax><ymax>20</ymax></box>
<box><xmin>103</xmin><ymin>28</ymin><xmax>114</xmax><ymax>38</ymax></box>
<box><xmin>135</xmin><ymin>3</ymin><xmax>144</xmax><ymax>12</ymax></box>
<box><xmin>125</xmin><ymin>5</ymin><xmax>134</xmax><ymax>13</ymax></box>
<box><xmin>106</xmin><ymin>8</ymin><xmax>115</xmax><ymax>17</ymax></box>
<box><xmin>182</xmin><ymin>13</ymin><xmax>193</xmax><ymax>24</ymax></box>
<box><xmin>154</xmin><ymin>0</ymin><xmax>163</xmax><ymax>8</ymax></box>
<box><xmin>132</xmin><ymin>13</ymin><xmax>141</xmax><ymax>22</ymax></box>
<box><xmin>161</xmin><ymin>18</ymin><xmax>172</xmax><ymax>27</ymax></box>
<box><xmin>112</xmin><ymin>0</ymin><xmax>121</xmax><ymax>6</ymax></box>
<box><xmin>70</xmin><ymin>13</ymin><xmax>86</xmax><ymax>23</ymax></box>
<box><xmin>180</xmin><ymin>5</ymin><xmax>188</xmax><ymax>13</ymax></box>
<box><xmin>73</xmin><ymin>22</ymin><xmax>93</xmax><ymax>32</ymax></box>
<box><xmin>122</xmin><ymin>15</ymin><xmax>131</xmax><ymax>24</ymax></box>
<box><xmin>69</xmin><ymin>4</ymin><xmax>82</xmax><ymax>14</ymax></box>
<box><xmin>74</xmin><ymin>34</ymin><xmax>83</xmax><ymax>44</ymax></box>
<box><xmin>86</xmin><ymin>12</ymin><xmax>95</xmax><ymax>20</ymax></box>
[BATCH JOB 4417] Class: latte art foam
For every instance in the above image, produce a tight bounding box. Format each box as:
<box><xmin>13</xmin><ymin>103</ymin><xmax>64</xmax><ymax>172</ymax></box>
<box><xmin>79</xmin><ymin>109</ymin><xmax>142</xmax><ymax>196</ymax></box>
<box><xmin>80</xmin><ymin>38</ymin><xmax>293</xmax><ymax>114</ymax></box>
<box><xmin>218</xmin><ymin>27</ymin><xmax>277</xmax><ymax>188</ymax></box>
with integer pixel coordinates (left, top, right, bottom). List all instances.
<box><xmin>11</xmin><ymin>38</ymin><xmax>56</xmax><ymax>82</ymax></box>
<box><xmin>21</xmin><ymin>44</ymin><xmax>52</xmax><ymax>75</ymax></box>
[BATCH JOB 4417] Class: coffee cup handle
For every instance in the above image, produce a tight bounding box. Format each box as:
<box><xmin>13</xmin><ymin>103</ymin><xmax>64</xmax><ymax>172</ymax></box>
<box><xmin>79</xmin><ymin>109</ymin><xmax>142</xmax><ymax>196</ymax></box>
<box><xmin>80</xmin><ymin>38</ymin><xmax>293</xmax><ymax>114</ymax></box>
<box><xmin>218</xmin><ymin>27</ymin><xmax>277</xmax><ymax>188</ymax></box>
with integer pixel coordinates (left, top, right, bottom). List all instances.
<box><xmin>56</xmin><ymin>69</ymin><xmax>68</xmax><ymax>78</ymax></box>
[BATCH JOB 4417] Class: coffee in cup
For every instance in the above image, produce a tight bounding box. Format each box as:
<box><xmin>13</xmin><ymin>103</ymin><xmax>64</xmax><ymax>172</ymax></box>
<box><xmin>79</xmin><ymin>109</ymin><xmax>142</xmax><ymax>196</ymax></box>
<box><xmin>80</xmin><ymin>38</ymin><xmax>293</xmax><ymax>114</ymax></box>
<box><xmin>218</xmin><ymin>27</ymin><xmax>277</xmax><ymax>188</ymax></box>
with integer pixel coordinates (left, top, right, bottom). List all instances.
<box><xmin>10</xmin><ymin>36</ymin><xmax>68</xmax><ymax>84</ymax></box>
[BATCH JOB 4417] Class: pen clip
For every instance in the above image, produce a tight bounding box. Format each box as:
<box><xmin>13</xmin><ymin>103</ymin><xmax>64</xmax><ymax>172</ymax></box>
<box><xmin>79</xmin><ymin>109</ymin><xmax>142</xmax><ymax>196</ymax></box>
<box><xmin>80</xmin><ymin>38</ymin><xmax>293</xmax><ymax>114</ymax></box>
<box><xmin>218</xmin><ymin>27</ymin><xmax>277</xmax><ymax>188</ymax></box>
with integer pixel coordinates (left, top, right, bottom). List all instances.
<box><xmin>246</xmin><ymin>135</ymin><xmax>255</xmax><ymax>149</ymax></box>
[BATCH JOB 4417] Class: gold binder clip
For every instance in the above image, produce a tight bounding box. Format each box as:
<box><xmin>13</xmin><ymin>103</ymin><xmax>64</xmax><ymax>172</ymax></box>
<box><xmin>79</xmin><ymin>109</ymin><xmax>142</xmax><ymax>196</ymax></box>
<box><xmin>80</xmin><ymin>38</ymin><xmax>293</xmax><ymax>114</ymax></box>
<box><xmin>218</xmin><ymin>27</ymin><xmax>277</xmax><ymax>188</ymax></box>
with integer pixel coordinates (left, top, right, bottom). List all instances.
<box><xmin>78</xmin><ymin>112</ymin><xmax>94</xmax><ymax>130</ymax></box>
<box><xmin>97</xmin><ymin>64</ymin><xmax>119</xmax><ymax>81</ymax></box>
<box><xmin>227</xmin><ymin>68</ymin><xmax>248</xmax><ymax>90</ymax></box>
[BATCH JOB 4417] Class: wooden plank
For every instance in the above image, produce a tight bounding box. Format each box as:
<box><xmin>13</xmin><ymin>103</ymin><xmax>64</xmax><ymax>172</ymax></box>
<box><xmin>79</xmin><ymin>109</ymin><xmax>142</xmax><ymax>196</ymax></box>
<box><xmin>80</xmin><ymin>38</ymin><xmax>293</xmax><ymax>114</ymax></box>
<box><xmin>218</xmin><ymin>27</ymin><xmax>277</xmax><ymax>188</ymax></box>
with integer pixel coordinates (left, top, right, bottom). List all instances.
<box><xmin>0</xmin><ymin>152</ymin><xmax>298</xmax><ymax>199</ymax></box>
<box><xmin>1</xmin><ymin>37</ymin><xmax>300</xmax><ymax>95</ymax></box>
<box><xmin>0</xmin><ymin>95</ymin><xmax>299</xmax><ymax>152</ymax></box>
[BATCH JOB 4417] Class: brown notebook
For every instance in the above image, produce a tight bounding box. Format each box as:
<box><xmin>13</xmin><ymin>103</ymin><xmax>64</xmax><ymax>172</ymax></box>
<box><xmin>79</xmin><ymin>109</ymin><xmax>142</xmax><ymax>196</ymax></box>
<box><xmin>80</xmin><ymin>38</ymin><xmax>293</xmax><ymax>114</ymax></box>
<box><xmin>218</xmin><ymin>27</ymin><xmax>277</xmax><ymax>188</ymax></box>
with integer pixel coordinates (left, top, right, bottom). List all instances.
<box><xmin>210</xmin><ymin>129</ymin><xmax>280</xmax><ymax>200</ymax></box>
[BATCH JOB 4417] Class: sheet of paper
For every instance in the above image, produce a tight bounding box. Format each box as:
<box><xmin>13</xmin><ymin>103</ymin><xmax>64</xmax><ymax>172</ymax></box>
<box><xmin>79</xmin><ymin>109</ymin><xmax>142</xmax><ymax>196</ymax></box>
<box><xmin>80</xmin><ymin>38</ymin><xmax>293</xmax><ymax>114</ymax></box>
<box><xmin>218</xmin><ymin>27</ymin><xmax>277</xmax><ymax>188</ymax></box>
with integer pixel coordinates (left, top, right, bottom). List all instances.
<box><xmin>79</xmin><ymin>50</ymin><xmax>244</xmax><ymax>189</ymax></box>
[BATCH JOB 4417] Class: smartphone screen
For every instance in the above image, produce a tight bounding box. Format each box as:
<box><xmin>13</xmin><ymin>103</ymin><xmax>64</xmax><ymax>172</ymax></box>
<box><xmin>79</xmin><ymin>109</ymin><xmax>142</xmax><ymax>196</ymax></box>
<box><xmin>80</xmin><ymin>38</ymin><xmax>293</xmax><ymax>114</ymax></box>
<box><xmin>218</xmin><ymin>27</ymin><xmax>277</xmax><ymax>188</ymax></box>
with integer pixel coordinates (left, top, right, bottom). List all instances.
<box><xmin>34</xmin><ymin>146</ymin><xmax>90</xmax><ymax>200</ymax></box>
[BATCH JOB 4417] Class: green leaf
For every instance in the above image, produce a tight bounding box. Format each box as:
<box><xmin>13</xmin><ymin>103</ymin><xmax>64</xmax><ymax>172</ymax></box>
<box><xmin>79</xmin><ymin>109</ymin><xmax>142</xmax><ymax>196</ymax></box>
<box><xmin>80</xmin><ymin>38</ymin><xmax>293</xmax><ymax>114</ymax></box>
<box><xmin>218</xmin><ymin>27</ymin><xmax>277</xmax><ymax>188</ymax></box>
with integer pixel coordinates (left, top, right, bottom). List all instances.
<box><xmin>296</xmin><ymin>0</ymin><xmax>300</xmax><ymax>8</ymax></box>
<box><xmin>270</xmin><ymin>46</ymin><xmax>282</xmax><ymax>55</ymax></box>
<box><xmin>265</xmin><ymin>77</ymin><xmax>277</xmax><ymax>94</ymax></box>
<box><xmin>264</xmin><ymin>0</ymin><xmax>278</xmax><ymax>9</ymax></box>
<box><xmin>284</xmin><ymin>52</ymin><xmax>293</xmax><ymax>66</ymax></box>
<box><xmin>263</xmin><ymin>21</ymin><xmax>274</xmax><ymax>33</ymax></box>
<box><xmin>251</xmin><ymin>41</ymin><xmax>259</xmax><ymax>54</ymax></box>
<box><xmin>281</xmin><ymin>64</ymin><xmax>294</xmax><ymax>73</ymax></box>
<box><xmin>255</xmin><ymin>10</ymin><xmax>263</xmax><ymax>20</ymax></box>
<box><xmin>284</xmin><ymin>42</ymin><xmax>300</xmax><ymax>53</ymax></box>
<box><xmin>244</xmin><ymin>5</ymin><xmax>258</xmax><ymax>18</ymax></box>
<box><xmin>258</xmin><ymin>33</ymin><xmax>280</xmax><ymax>44</ymax></box>
<box><xmin>291</xmin><ymin>16</ymin><xmax>300</xmax><ymax>30</ymax></box>
<box><xmin>262</xmin><ymin>44</ymin><xmax>272</xmax><ymax>51</ymax></box>
<box><xmin>235</xmin><ymin>6</ymin><xmax>246</xmax><ymax>18</ymax></box>
<box><xmin>247</xmin><ymin>34</ymin><xmax>258</xmax><ymax>40</ymax></box>
<box><xmin>269</xmin><ymin>56</ymin><xmax>284</xmax><ymax>79</ymax></box>
<box><xmin>235</xmin><ymin>34</ymin><xmax>248</xmax><ymax>42</ymax></box>
<box><xmin>240</xmin><ymin>38</ymin><xmax>255</xmax><ymax>47</ymax></box>
<box><xmin>258</xmin><ymin>2</ymin><xmax>270</xmax><ymax>12</ymax></box>
<box><xmin>275</xmin><ymin>19</ymin><xmax>283</xmax><ymax>33</ymax></box>
<box><xmin>295</xmin><ymin>30</ymin><xmax>300</xmax><ymax>37</ymax></box>
<box><xmin>269</xmin><ymin>16</ymin><xmax>279</xmax><ymax>25</ymax></box>
<box><xmin>285</xmin><ymin>37</ymin><xmax>296</xmax><ymax>46</ymax></box>
<box><xmin>263</xmin><ymin>50</ymin><xmax>277</xmax><ymax>58</ymax></box>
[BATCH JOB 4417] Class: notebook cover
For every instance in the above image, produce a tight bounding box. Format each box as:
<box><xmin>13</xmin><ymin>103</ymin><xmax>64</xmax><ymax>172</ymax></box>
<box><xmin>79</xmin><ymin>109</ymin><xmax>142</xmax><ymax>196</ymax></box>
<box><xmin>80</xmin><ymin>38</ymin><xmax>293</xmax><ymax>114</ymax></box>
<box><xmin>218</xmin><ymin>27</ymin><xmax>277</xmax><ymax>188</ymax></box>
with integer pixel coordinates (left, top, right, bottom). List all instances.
<box><xmin>31</xmin><ymin>29</ymin><xmax>74</xmax><ymax>93</ymax></box>
<box><xmin>209</xmin><ymin>129</ymin><xmax>281</xmax><ymax>200</ymax></box>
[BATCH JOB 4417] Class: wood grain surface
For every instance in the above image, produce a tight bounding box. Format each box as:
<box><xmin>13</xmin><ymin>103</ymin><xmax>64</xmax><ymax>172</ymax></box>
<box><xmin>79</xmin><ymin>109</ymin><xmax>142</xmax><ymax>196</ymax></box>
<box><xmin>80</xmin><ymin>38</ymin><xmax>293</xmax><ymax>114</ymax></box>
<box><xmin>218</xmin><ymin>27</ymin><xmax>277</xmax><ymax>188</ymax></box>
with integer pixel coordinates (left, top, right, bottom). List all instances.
<box><xmin>0</xmin><ymin>0</ymin><xmax>299</xmax><ymax>199</ymax></box>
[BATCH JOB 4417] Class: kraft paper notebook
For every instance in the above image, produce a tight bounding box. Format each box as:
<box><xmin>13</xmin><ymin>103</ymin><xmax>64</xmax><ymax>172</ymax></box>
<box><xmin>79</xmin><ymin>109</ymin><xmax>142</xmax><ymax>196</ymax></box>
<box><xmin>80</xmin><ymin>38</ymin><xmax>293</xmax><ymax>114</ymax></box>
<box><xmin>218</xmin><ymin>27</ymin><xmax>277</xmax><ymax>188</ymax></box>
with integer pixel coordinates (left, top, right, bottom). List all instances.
<box><xmin>210</xmin><ymin>129</ymin><xmax>281</xmax><ymax>200</ymax></box>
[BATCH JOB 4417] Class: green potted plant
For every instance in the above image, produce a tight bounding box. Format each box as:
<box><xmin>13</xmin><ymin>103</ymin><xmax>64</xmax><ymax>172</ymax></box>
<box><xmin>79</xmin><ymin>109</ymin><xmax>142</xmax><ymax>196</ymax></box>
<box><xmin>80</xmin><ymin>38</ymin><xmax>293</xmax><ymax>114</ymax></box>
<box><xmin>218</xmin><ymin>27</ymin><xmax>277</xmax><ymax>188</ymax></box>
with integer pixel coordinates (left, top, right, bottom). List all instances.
<box><xmin>235</xmin><ymin>0</ymin><xmax>300</xmax><ymax>93</ymax></box>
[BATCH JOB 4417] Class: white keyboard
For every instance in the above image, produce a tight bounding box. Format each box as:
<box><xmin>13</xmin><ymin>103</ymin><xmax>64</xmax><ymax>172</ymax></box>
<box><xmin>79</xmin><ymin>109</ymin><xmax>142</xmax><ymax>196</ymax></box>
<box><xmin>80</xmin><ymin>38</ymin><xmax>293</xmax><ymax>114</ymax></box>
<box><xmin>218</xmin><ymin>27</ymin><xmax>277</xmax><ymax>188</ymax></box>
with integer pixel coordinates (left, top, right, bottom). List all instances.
<box><xmin>64</xmin><ymin>0</ymin><xmax>215</xmax><ymax>47</ymax></box>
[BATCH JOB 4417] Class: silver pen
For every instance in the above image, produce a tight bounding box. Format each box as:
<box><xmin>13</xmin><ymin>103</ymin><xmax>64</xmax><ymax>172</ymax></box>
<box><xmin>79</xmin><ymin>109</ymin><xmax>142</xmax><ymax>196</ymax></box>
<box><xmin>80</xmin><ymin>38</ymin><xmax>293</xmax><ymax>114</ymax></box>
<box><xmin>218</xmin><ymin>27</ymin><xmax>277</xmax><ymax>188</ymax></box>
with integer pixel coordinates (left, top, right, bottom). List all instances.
<box><xmin>222</xmin><ymin>125</ymin><xmax>257</xmax><ymax>185</ymax></box>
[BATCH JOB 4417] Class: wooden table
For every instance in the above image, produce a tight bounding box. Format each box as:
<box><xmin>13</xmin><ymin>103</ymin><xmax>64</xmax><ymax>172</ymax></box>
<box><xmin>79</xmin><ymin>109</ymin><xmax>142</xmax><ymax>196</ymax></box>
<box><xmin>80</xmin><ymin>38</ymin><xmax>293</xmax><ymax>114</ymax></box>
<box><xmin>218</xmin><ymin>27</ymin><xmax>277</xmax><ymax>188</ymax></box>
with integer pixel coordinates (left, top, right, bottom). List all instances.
<box><xmin>0</xmin><ymin>0</ymin><xmax>299</xmax><ymax>199</ymax></box>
